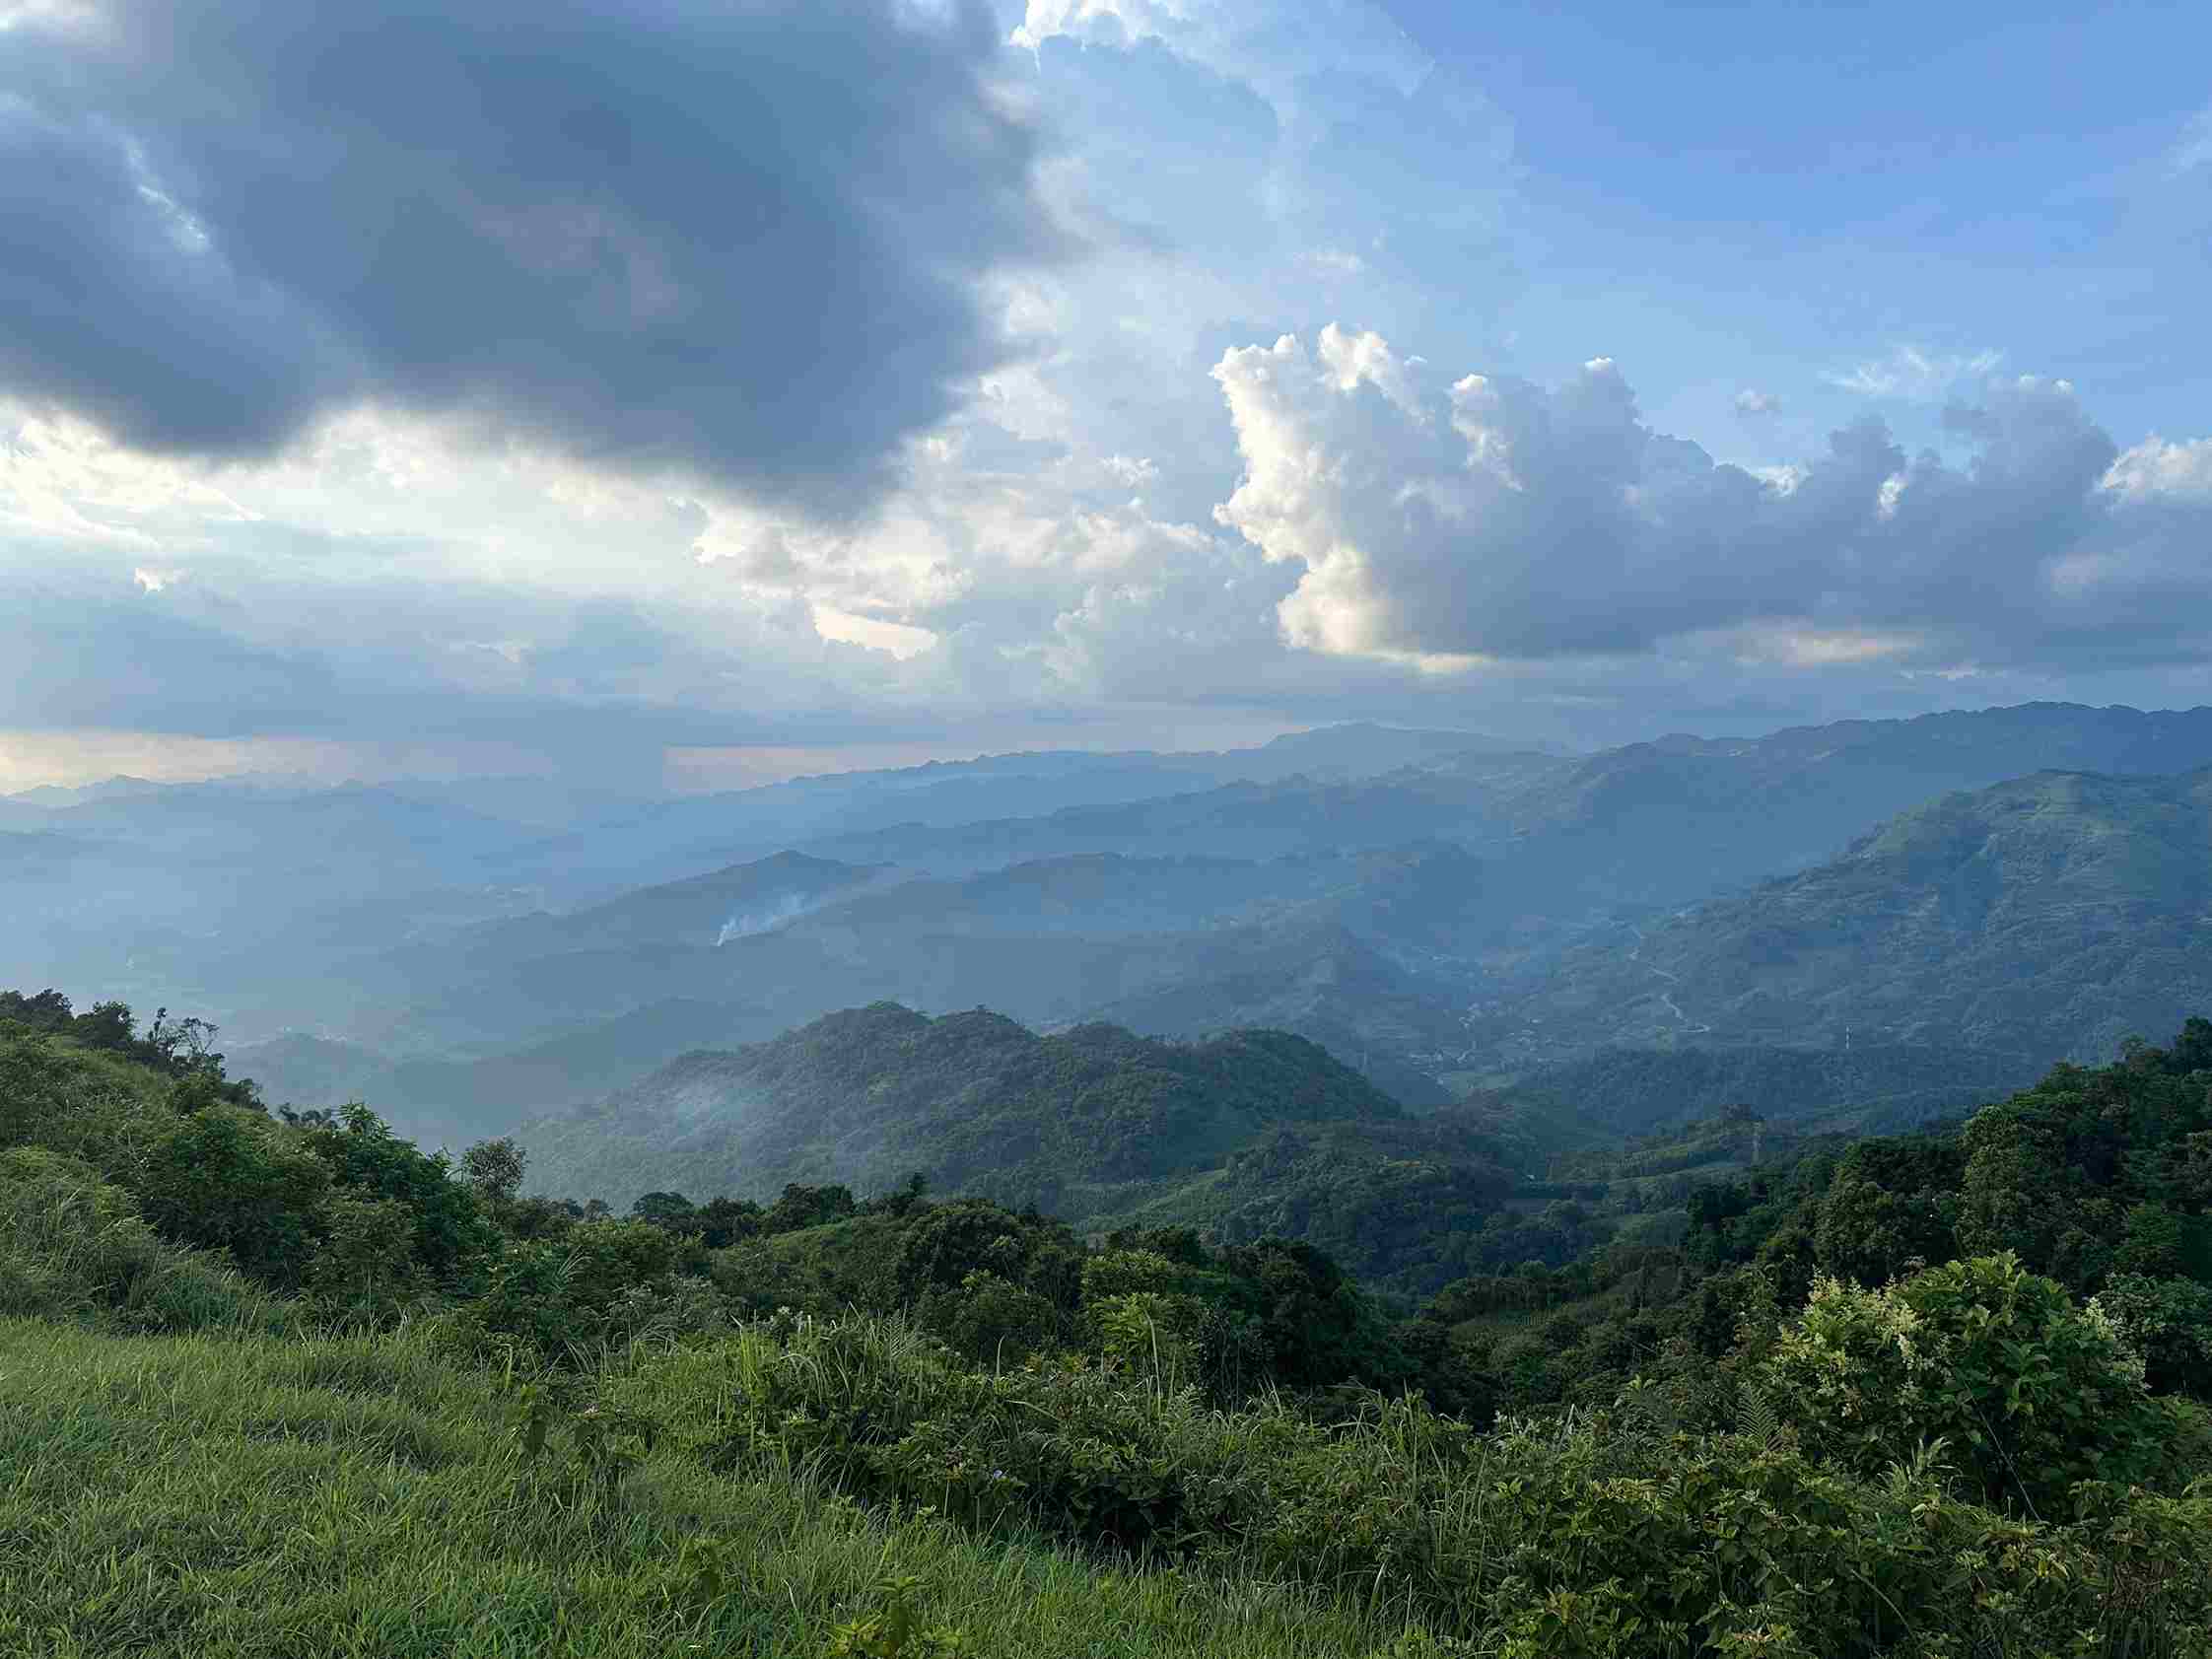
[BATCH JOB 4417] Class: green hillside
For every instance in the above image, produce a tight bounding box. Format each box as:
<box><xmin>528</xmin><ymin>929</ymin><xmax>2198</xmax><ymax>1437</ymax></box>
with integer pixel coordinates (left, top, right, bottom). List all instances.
<box><xmin>1481</xmin><ymin>767</ymin><xmax>2212</xmax><ymax>1066</ymax></box>
<box><xmin>1501</xmin><ymin>1040</ymin><xmax>2045</xmax><ymax>1134</ymax></box>
<box><xmin>516</xmin><ymin>1002</ymin><xmax>1446</xmax><ymax>1225</ymax></box>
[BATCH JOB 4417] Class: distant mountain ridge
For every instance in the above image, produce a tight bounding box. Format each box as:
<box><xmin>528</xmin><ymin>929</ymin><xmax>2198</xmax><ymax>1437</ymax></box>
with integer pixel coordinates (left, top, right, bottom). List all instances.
<box><xmin>28</xmin><ymin>700</ymin><xmax>2212</xmax><ymax>1140</ymax></box>
<box><xmin>1467</xmin><ymin>700</ymin><xmax>2212</xmax><ymax>913</ymax></box>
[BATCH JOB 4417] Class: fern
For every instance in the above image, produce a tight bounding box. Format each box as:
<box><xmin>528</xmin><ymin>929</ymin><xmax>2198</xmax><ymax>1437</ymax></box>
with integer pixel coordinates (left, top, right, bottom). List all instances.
<box><xmin>1737</xmin><ymin>1379</ymin><xmax>1785</xmax><ymax>1451</ymax></box>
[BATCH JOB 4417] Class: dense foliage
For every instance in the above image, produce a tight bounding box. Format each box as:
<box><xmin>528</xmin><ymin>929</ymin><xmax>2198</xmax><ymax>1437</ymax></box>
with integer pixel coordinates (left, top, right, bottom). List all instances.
<box><xmin>515</xmin><ymin>1003</ymin><xmax>1534</xmax><ymax>1295</ymax></box>
<box><xmin>6</xmin><ymin>991</ymin><xmax>2212</xmax><ymax>1655</ymax></box>
<box><xmin>1505</xmin><ymin>1039</ymin><xmax>2041</xmax><ymax>1135</ymax></box>
<box><xmin>1432</xmin><ymin>1018</ymin><xmax>2212</xmax><ymax>1466</ymax></box>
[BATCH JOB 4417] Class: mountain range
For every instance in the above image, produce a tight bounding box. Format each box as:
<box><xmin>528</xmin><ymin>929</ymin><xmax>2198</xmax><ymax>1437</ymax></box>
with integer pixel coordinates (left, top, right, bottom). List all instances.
<box><xmin>24</xmin><ymin>702</ymin><xmax>2212</xmax><ymax>1147</ymax></box>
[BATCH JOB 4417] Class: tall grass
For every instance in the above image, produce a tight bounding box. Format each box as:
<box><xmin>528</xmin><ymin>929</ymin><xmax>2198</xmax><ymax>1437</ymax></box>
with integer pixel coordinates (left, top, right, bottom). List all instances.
<box><xmin>621</xmin><ymin>1310</ymin><xmax>2212</xmax><ymax>1657</ymax></box>
<box><xmin>0</xmin><ymin>1318</ymin><xmax>1406</xmax><ymax>1659</ymax></box>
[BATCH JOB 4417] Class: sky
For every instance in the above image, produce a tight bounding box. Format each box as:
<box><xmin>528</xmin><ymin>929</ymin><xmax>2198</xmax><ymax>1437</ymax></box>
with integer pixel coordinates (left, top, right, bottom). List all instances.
<box><xmin>2</xmin><ymin>0</ymin><xmax>2209</xmax><ymax>792</ymax></box>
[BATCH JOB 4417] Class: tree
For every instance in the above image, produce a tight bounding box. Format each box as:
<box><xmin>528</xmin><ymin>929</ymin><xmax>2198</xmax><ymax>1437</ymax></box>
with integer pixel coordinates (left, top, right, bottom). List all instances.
<box><xmin>459</xmin><ymin>1137</ymin><xmax>528</xmax><ymax>1205</ymax></box>
<box><xmin>766</xmin><ymin>1182</ymin><xmax>858</xmax><ymax>1234</ymax></box>
<box><xmin>73</xmin><ymin>1001</ymin><xmax>135</xmax><ymax>1050</ymax></box>
<box><xmin>145</xmin><ymin>1007</ymin><xmax>222</xmax><ymax>1073</ymax></box>
<box><xmin>2094</xmin><ymin>1273</ymin><xmax>2212</xmax><ymax>1396</ymax></box>
<box><xmin>306</xmin><ymin>1193</ymin><xmax>429</xmax><ymax>1322</ymax></box>
<box><xmin>1815</xmin><ymin>1173</ymin><xmax>1957</xmax><ymax>1286</ymax></box>
<box><xmin>300</xmin><ymin>1105</ymin><xmax>498</xmax><ymax>1287</ymax></box>
<box><xmin>631</xmin><ymin>1190</ymin><xmax>699</xmax><ymax>1228</ymax></box>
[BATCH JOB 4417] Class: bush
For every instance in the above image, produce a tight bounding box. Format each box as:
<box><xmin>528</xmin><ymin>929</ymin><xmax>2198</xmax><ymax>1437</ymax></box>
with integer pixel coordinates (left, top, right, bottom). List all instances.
<box><xmin>300</xmin><ymin>1105</ymin><xmax>499</xmax><ymax>1288</ymax></box>
<box><xmin>2095</xmin><ymin>1272</ymin><xmax>2212</xmax><ymax>1396</ymax></box>
<box><xmin>128</xmin><ymin>1106</ymin><xmax>332</xmax><ymax>1288</ymax></box>
<box><xmin>0</xmin><ymin>1145</ymin><xmax>287</xmax><ymax>1333</ymax></box>
<box><xmin>462</xmin><ymin>1218</ymin><xmax>729</xmax><ymax>1364</ymax></box>
<box><xmin>1755</xmin><ymin>1252</ymin><xmax>2176</xmax><ymax>1517</ymax></box>
<box><xmin>305</xmin><ymin>1192</ymin><xmax>434</xmax><ymax>1328</ymax></box>
<box><xmin>920</xmin><ymin>1270</ymin><xmax>1063</xmax><ymax>1366</ymax></box>
<box><xmin>636</xmin><ymin>1311</ymin><xmax>2212</xmax><ymax>1655</ymax></box>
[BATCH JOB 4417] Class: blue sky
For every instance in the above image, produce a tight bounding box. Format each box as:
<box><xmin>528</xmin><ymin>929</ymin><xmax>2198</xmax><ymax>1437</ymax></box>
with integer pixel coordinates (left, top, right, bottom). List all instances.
<box><xmin>1</xmin><ymin>0</ymin><xmax>2209</xmax><ymax>789</ymax></box>
<box><xmin>1376</xmin><ymin>0</ymin><xmax>2211</xmax><ymax>451</ymax></box>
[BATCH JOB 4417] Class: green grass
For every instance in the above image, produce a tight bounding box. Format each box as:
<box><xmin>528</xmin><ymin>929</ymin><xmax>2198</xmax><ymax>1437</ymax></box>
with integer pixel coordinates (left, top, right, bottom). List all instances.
<box><xmin>0</xmin><ymin>1319</ymin><xmax>1404</xmax><ymax>1659</ymax></box>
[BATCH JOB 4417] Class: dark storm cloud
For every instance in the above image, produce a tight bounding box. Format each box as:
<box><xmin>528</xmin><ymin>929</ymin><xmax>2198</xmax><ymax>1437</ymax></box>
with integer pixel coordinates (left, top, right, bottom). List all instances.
<box><xmin>0</xmin><ymin>0</ymin><xmax>1057</xmax><ymax>514</ymax></box>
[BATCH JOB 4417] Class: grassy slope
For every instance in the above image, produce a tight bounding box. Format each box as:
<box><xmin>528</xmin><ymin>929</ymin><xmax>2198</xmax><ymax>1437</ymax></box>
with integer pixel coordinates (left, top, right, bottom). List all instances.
<box><xmin>0</xmin><ymin>1319</ymin><xmax>1397</xmax><ymax>1659</ymax></box>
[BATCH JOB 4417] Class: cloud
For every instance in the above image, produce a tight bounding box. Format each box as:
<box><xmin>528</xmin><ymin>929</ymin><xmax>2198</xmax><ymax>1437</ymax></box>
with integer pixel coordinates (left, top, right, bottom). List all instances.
<box><xmin>2103</xmin><ymin>436</ymin><xmax>2212</xmax><ymax>502</ymax></box>
<box><xmin>1011</xmin><ymin>0</ymin><xmax>1431</xmax><ymax>117</ymax></box>
<box><xmin>2169</xmin><ymin>104</ymin><xmax>2212</xmax><ymax>176</ymax></box>
<box><xmin>1826</xmin><ymin>345</ymin><xmax>2005</xmax><ymax>399</ymax></box>
<box><xmin>1210</xmin><ymin>325</ymin><xmax>2212</xmax><ymax>673</ymax></box>
<box><xmin>1734</xmin><ymin>388</ymin><xmax>1781</xmax><ymax>416</ymax></box>
<box><xmin>0</xmin><ymin>0</ymin><xmax>1059</xmax><ymax>515</ymax></box>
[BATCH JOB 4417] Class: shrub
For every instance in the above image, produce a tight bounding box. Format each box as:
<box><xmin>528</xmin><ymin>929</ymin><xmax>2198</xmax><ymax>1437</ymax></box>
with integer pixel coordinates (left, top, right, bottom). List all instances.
<box><xmin>300</xmin><ymin>1105</ymin><xmax>500</xmax><ymax>1287</ymax></box>
<box><xmin>0</xmin><ymin>1145</ymin><xmax>286</xmax><ymax>1333</ymax></box>
<box><xmin>305</xmin><ymin>1192</ymin><xmax>434</xmax><ymax>1328</ymax></box>
<box><xmin>642</xmin><ymin>1310</ymin><xmax>2212</xmax><ymax>1655</ymax></box>
<box><xmin>2094</xmin><ymin>1272</ymin><xmax>2212</xmax><ymax>1396</ymax></box>
<box><xmin>920</xmin><ymin>1270</ymin><xmax>1063</xmax><ymax>1366</ymax></box>
<box><xmin>1755</xmin><ymin>1252</ymin><xmax>2174</xmax><ymax>1517</ymax></box>
<box><xmin>464</xmin><ymin>1217</ymin><xmax>729</xmax><ymax>1364</ymax></box>
<box><xmin>128</xmin><ymin>1105</ymin><xmax>332</xmax><ymax>1287</ymax></box>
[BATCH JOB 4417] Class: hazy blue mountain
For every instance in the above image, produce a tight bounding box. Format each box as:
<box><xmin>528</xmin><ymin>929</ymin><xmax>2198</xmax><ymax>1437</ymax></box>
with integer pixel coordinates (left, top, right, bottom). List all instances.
<box><xmin>1</xmin><ymin>775</ymin><xmax>169</xmax><ymax>808</ymax></box>
<box><xmin>479</xmin><ymin>724</ymin><xmax>1535</xmax><ymax>897</ymax></box>
<box><xmin>1079</xmin><ymin>918</ymin><xmax>1470</xmax><ymax>1068</ymax></box>
<box><xmin>232</xmin><ymin>996</ymin><xmax>784</xmax><ymax>1149</ymax></box>
<box><xmin>340</xmin><ymin>843</ymin><xmax>1486</xmax><ymax>1108</ymax></box>
<box><xmin>1475</xmin><ymin>701</ymin><xmax>2212</xmax><ymax>913</ymax></box>
<box><xmin>395</xmin><ymin>850</ymin><xmax>885</xmax><ymax>974</ymax></box>
<box><xmin>33</xmin><ymin>700</ymin><xmax>2212</xmax><ymax>1130</ymax></box>
<box><xmin>777</xmin><ymin>768</ymin><xmax>1549</xmax><ymax>881</ymax></box>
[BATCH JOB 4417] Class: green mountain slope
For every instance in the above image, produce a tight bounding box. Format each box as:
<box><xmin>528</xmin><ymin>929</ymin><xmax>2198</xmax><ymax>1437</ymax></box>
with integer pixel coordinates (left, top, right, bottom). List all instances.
<box><xmin>517</xmin><ymin>1002</ymin><xmax>1428</xmax><ymax>1222</ymax></box>
<box><xmin>1486</xmin><ymin>767</ymin><xmax>2212</xmax><ymax>1064</ymax></box>
<box><xmin>1502</xmin><ymin>1041</ymin><xmax>2045</xmax><ymax>1134</ymax></box>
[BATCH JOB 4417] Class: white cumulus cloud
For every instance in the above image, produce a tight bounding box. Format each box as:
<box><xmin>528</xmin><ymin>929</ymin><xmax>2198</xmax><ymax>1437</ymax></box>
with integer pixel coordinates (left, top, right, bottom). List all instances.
<box><xmin>1208</xmin><ymin>325</ymin><xmax>2212</xmax><ymax>673</ymax></box>
<box><xmin>2103</xmin><ymin>436</ymin><xmax>2212</xmax><ymax>502</ymax></box>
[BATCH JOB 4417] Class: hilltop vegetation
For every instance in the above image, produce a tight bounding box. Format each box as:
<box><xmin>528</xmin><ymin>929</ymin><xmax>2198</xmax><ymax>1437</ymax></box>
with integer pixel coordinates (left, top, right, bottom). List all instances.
<box><xmin>1501</xmin><ymin>1040</ymin><xmax>2045</xmax><ymax>1135</ymax></box>
<box><xmin>7</xmin><ymin>989</ymin><xmax>2212</xmax><ymax>1654</ymax></box>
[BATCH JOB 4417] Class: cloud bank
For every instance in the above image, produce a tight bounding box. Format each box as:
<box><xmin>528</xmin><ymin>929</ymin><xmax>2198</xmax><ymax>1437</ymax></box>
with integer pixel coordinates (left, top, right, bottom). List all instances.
<box><xmin>0</xmin><ymin>0</ymin><xmax>1056</xmax><ymax>513</ymax></box>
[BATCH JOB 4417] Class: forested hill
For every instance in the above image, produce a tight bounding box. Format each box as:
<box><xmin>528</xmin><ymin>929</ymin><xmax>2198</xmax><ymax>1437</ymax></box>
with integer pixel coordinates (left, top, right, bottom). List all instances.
<box><xmin>516</xmin><ymin>1002</ymin><xmax>1414</xmax><ymax>1218</ymax></box>
<box><xmin>1507</xmin><ymin>1041</ymin><xmax>2047</xmax><ymax>1135</ymax></box>
<box><xmin>1484</xmin><ymin>766</ymin><xmax>2212</xmax><ymax>1062</ymax></box>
